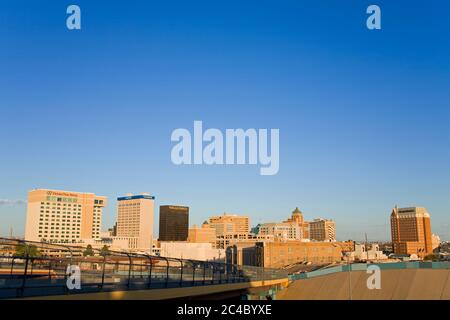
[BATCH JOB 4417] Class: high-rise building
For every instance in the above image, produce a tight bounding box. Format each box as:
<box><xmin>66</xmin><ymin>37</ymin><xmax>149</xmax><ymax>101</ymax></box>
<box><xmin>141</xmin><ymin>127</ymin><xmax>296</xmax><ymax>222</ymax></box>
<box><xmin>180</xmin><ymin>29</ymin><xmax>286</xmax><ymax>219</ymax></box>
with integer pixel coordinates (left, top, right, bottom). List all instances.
<box><xmin>310</xmin><ymin>218</ymin><xmax>336</xmax><ymax>242</ymax></box>
<box><xmin>116</xmin><ymin>194</ymin><xmax>155</xmax><ymax>250</ymax></box>
<box><xmin>209</xmin><ymin>213</ymin><xmax>250</xmax><ymax>236</ymax></box>
<box><xmin>284</xmin><ymin>207</ymin><xmax>310</xmax><ymax>239</ymax></box>
<box><xmin>159</xmin><ymin>205</ymin><xmax>189</xmax><ymax>241</ymax></box>
<box><xmin>25</xmin><ymin>189</ymin><xmax>107</xmax><ymax>243</ymax></box>
<box><xmin>391</xmin><ymin>206</ymin><xmax>433</xmax><ymax>258</ymax></box>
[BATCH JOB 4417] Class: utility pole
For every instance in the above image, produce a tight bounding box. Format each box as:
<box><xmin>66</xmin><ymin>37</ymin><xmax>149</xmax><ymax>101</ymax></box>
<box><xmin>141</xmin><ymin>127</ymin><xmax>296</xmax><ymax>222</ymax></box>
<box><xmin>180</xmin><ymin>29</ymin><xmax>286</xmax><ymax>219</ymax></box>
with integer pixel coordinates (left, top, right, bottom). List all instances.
<box><xmin>365</xmin><ymin>233</ymin><xmax>369</xmax><ymax>261</ymax></box>
<box><xmin>347</xmin><ymin>254</ymin><xmax>352</xmax><ymax>300</ymax></box>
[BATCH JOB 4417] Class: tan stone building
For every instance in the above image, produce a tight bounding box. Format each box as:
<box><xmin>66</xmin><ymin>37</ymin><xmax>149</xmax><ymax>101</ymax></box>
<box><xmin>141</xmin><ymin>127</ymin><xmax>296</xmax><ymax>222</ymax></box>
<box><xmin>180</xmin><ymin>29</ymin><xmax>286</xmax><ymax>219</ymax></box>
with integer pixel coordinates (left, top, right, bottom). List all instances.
<box><xmin>250</xmin><ymin>241</ymin><xmax>342</xmax><ymax>268</ymax></box>
<box><xmin>391</xmin><ymin>206</ymin><xmax>433</xmax><ymax>258</ymax></box>
<box><xmin>209</xmin><ymin>213</ymin><xmax>249</xmax><ymax>236</ymax></box>
<box><xmin>25</xmin><ymin>189</ymin><xmax>107</xmax><ymax>243</ymax></box>
<box><xmin>284</xmin><ymin>207</ymin><xmax>310</xmax><ymax>239</ymax></box>
<box><xmin>336</xmin><ymin>240</ymin><xmax>355</xmax><ymax>253</ymax></box>
<box><xmin>309</xmin><ymin>218</ymin><xmax>336</xmax><ymax>241</ymax></box>
<box><xmin>258</xmin><ymin>222</ymin><xmax>301</xmax><ymax>240</ymax></box>
<box><xmin>188</xmin><ymin>222</ymin><xmax>216</xmax><ymax>246</ymax></box>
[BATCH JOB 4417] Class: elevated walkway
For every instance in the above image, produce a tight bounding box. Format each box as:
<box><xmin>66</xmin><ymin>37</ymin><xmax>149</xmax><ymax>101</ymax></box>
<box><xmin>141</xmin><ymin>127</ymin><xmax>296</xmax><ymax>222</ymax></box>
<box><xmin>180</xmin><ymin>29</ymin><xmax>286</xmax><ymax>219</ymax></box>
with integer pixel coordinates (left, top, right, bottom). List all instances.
<box><xmin>25</xmin><ymin>278</ymin><xmax>289</xmax><ymax>300</ymax></box>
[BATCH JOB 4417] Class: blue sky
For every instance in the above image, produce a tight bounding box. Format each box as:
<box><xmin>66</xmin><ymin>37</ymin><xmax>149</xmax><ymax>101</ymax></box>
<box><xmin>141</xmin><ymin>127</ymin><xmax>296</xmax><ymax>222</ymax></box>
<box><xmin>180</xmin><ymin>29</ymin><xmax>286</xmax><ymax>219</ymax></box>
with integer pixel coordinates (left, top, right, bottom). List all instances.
<box><xmin>1</xmin><ymin>1</ymin><xmax>449</xmax><ymax>241</ymax></box>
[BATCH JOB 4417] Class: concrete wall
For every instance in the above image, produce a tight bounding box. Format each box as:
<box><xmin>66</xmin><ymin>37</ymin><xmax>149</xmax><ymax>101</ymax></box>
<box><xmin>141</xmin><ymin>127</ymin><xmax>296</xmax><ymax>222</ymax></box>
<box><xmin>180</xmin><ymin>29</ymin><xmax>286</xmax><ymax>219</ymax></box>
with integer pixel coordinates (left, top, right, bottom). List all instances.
<box><xmin>279</xmin><ymin>269</ymin><xmax>450</xmax><ymax>300</ymax></box>
<box><xmin>159</xmin><ymin>242</ymin><xmax>225</xmax><ymax>261</ymax></box>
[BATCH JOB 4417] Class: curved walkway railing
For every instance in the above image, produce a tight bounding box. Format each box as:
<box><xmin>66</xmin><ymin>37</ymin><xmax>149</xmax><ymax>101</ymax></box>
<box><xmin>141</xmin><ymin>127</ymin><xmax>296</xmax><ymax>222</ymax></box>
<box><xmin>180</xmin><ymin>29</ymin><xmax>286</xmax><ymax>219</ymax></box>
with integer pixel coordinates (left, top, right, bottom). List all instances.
<box><xmin>0</xmin><ymin>238</ymin><xmax>287</xmax><ymax>299</ymax></box>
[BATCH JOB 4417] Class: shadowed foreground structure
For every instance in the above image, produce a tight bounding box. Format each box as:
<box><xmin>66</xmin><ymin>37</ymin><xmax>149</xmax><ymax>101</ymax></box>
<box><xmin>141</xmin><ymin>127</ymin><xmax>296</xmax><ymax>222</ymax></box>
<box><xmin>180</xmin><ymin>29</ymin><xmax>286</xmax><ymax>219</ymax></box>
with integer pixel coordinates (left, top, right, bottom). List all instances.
<box><xmin>279</xmin><ymin>269</ymin><xmax>450</xmax><ymax>300</ymax></box>
<box><xmin>0</xmin><ymin>238</ymin><xmax>288</xmax><ymax>300</ymax></box>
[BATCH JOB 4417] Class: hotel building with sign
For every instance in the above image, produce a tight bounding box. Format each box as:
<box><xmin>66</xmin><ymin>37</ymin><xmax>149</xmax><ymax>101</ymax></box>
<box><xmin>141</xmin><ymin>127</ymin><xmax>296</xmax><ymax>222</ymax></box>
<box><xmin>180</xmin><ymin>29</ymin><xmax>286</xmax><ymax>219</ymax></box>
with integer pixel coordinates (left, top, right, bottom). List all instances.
<box><xmin>24</xmin><ymin>189</ymin><xmax>107</xmax><ymax>243</ymax></box>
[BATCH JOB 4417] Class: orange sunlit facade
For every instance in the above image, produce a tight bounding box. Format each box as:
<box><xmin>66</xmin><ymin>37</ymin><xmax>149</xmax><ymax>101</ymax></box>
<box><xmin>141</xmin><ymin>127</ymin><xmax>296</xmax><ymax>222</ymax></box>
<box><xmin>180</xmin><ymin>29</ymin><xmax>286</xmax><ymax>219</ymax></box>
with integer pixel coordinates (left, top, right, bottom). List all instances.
<box><xmin>284</xmin><ymin>207</ymin><xmax>310</xmax><ymax>240</ymax></box>
<box><xmin>391</xmin><ymin>206</ymin><xmax>433</xmax><ymax>258</ymax></box>
<box><xmin>25</xmin><ymin>189</ymin><xmax>107</xmax><ymax>243</ymax></box>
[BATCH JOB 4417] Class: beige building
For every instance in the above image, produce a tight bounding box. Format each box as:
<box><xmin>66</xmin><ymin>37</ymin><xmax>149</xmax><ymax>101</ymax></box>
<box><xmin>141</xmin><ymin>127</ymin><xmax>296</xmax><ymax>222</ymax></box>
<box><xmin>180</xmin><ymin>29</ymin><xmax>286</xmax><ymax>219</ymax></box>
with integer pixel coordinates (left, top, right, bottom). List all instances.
<box><xmin>345</xmin><ymin>243</ymin><xmax>388</xmax><ymax>262</ymax></box>
<box><xmin>230</xmin><ymin>241</ymin><xmax>343</xmax><ymax>268</ymax></box>
<box><xmin>309</xmin><ymin>218</ymin><xmax>336</xmax><ymax>241</ymax></box>
<box><xmin>116</xmin><ymin>194</ymin><xmax>155</xmax><ymax>251</ymax></box>
<box><xmin>391</xmin><ymin>206</ymin><xmax>433</xmax><ymax>258</ymax></box>
<box><xmin>209</xmin><ymin>213</ymin><xmax>250</xmax><ymax>236</ymax></box>
<box><xmin>284</xmin><ymin>207</ymin><xmax>310</xmax><ymax>240</ymax></box>
<box><xmin>258</xmin><ymin>222</ymin><xmax>301</xmax><ymax>240</ymax></box>
<box><xmin>432</xmin><ymin>234</ymin><xmax>441</xmax><ymax>252</ymax></box>
<box><xmin>25</xmin><ymin>189</ymin><xmax>107</xmax><ymax>243</ymax></box>
<box><xmin>188</xmin><ymin>222</ymin><xmax>216</xmax><ymax>246</ymax></box>
<box><xmin>159</xmin><ymin>242</ymin><xmax>225</xmax><ymax>262</ymax></box>
<box><xmin>215</xmin><ymin>233</ymin><xmax>274</xmax><ymax>249</ymax></box>
<box><xmin>258</xmin><ymin>241</ymin><xmax>343</xmax><ymax>268</ymax></box>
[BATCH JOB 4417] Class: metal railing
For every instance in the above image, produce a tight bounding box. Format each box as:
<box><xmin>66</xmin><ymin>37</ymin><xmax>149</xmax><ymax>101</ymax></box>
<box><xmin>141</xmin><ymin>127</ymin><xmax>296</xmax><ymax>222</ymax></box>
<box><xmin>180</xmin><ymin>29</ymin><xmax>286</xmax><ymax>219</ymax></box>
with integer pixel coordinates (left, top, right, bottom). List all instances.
<box><xmin>0</xmin><ymin>238</ymin><xmax>287</xmax><ymax>299</ymax></box>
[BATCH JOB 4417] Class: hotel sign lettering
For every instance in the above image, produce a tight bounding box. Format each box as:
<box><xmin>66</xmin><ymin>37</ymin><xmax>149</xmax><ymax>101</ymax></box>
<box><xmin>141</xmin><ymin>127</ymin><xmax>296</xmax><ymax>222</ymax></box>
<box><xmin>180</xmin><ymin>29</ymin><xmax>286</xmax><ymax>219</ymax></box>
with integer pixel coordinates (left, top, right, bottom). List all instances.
<box><xmin>47</xmin><ymin>191</ymin><xmax>78</xmax><ymax>198</ymax></box>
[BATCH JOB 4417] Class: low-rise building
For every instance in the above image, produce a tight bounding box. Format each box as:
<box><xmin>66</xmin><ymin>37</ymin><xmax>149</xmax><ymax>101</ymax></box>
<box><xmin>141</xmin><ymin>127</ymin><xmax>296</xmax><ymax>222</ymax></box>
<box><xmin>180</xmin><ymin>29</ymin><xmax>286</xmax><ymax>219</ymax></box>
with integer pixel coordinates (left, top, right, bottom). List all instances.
<box><xmin>188</xmin><ymin>222</ymin><xmax>216</xmax><ymax>246</ymax></box>
<box><xmin>215</xmin><ymin>233</ymin><xmax>274</xmax><ymax>249</ymax></box>
<box><xmin>258</xmin><ymin>222</ymin><xmax>301</xmax><ymax>241</ymax></box>
<box><xmin>229</xmin><ymin>241</ymin><xmax>343</xmax><ymax>268</ymax></box>
<box><xmin>159</xmin><ymin>242</ymin><xmax>225</xmax><ymax>262</ymax></box>
<box><xmin>345</xmin><ymin>243</ymin><xmax>388</xmax><ymax>262</ymax></box>
<box><xmin>432</xmin><ymin>234</ymin><xmax>441</xmax><ymax>252</ymax></box>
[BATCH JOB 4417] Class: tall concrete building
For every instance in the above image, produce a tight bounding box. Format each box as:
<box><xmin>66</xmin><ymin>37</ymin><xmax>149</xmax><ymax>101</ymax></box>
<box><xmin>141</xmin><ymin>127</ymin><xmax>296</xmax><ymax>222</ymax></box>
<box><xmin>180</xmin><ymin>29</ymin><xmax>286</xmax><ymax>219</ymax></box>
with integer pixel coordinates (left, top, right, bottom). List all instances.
<box><xmin>159</xmin><ymin>205</ymin><xmax>189</xmax><ymax>241</ymax></box>
<box><xmin>25</xmin><ymin>189</ymin><xmax>107</xmax><ymax>243</ymax></box>
<box><xmin>116</xmin><ymin>194</ymin><xmax>155</xmax><ymax>250</ymax></box>
<box><xmin>310</xmin><ymin>218</ymin><xmax>336</xmax><ymax>242</ymax></box>
<box><xmin>284</xmin><ymin>207</ymin><xmax>310</xmax><ymax>240</ymax></box>
<box><xmin>391</xmin><ymin>206</ymin><xmax>433</xmax><ymax>258</ymax></box>
<box><xmin>209</xmin><ymin>213</ymin><xmax>250</xmax><ymax>236</ymax></box>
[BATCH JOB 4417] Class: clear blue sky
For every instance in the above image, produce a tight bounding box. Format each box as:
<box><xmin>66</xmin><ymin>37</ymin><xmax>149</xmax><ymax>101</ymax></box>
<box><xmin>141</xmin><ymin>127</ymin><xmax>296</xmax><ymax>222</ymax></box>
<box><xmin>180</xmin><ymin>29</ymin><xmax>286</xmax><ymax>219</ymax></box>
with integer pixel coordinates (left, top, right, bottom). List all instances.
<box><xmin>1</xmin><ymin>1</ymin><xmax>449</xmax><ymax>241</ymax></box>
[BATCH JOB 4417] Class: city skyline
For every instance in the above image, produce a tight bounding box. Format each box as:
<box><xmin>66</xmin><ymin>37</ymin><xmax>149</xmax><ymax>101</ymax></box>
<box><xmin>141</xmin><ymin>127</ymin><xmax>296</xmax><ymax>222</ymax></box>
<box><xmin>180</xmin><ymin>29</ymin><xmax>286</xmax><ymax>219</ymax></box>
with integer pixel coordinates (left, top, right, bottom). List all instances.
<box><xmin>1</xmin><ymin>1</ymin><xmax>450</xmax><ymax>241</ymax></box>
<box><xmin>2</xmin><ymin>186</ymin><xmax>446</xmax><ymax>242</ymax></box>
